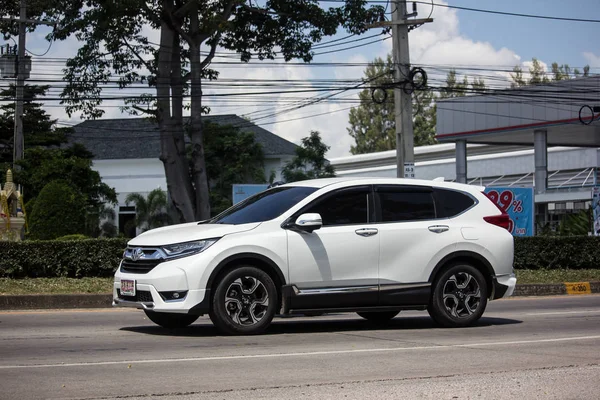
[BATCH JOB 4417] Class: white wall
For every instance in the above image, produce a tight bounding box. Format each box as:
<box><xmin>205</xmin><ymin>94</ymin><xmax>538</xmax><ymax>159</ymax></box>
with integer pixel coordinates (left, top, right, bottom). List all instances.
<box><xmin>93</xmin><ymin>158</ymin><xmax>167</xmax><ymax>205</ymax></box>
<box><xmin>94</xmin><ymin>155</ymin><xmax>294</xmax><ymax>205</ymax></box>
<box><xmin>264</xmin><ymin>155</ymin><xmax>294</xmax><ymax>182</ymax></box>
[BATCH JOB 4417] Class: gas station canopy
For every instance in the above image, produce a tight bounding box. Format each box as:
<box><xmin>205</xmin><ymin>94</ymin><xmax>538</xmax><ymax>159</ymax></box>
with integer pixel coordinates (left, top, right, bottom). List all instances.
<box><xmin>436</xmin><ymin>75</ymin><xmax>600</xmax><ymax>147</ymax></box>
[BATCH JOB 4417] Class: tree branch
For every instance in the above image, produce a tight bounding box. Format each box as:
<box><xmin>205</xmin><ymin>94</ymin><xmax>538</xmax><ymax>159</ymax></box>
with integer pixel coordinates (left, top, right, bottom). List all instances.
<box><xmin>132</xmin><ymin>105</ymin><xmax>158</xmax><ymax>117</ymax></box>
<box><xmin>198</xmin><ymin>1</ymin><xmax>236</xmax><ymax>68</ymax></box>
<box><xmin>199</xmin><ymin>36</ymin><xmax>221</xmax><ymax>70</ymax></box>
<box><xmin>174</xmin><ymin>0</ymin><xmax>197</xmax><ymax>19</ymax></box>
<box><xmin>120</xmin><ymin>37</ymin><xmax>156</xmax><ymax>74</ymax></box>
<box><xmin>164</xmin><ymin>6</ymin><xmax>195</xmax><ymax>45</ymax></box>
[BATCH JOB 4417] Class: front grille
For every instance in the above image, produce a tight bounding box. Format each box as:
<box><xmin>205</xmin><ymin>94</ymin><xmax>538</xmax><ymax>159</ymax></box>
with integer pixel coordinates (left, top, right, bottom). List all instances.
<box><xmin>117</xmin><ymin>289</ymin><xmax>153</xmax><ymax>303</ymax></box>
<box><xmin>121</xmin><ymin>259</ymin><xmax>162</xmax><ymax>274</ymax></box>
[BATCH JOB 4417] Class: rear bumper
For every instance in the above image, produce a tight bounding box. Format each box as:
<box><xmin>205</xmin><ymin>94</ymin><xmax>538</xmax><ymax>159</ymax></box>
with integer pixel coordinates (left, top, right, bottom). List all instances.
<box><xmin>492</xmin><ymin>273</ymin><xmax>517</xmax><ymax>299</ymax></box>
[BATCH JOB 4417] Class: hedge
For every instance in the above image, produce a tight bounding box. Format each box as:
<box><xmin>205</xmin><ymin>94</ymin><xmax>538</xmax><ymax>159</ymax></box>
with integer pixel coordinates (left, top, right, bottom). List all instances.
<box><xmin>513</xmin><ymin>236</ymin><xmax>600</xmax><ymax>270</ymax></box>
<box><xmin>0</xmin><ymin>238</ymin><xmax>128</xmax><ymax>278</ymax></box>
<box><xmin>0</xmin><ymin>236</ymin><xmax>599</xmax><ymax>279</ymax></box>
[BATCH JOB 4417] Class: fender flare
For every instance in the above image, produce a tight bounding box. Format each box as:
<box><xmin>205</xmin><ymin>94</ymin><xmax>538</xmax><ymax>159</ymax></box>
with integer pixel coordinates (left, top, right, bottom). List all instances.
<box><xmin>205</xmin><ymin>252</ymin><xmax>286</xmax><ymax>291</ymax></box>
<box><xmin>428</xmin><ymin>251</ymin><xmax>495</xmax><ymax>283</ymax></box>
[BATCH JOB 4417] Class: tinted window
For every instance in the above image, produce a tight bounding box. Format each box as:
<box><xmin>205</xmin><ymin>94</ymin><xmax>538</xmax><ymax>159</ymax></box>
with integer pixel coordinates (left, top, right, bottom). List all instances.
<box><xmin>378</xmin><ymin>191</ymin><xmax>436</xmax><ymax>222</ymax></box>
<box><xmin>211</xmin><ymin>187</ymin><xmax>317</xmax><ymax>225</ymax></box>
<box><xmin>305</xmin><ymin>190</ymin><xmax>368</xmax><ymax>226</ymax></box>
<box><xmin>434</xmin><ymin>188</ymin><xmax>475</xmax><ymax>218</ymax></box>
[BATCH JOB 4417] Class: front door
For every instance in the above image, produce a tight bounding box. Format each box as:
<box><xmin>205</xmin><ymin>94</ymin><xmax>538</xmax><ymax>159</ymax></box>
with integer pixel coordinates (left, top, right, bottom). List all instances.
<box><xmin>286</xmin><ymin>186</ymin><xmax>379</xmax><ymax>309</ymax></box>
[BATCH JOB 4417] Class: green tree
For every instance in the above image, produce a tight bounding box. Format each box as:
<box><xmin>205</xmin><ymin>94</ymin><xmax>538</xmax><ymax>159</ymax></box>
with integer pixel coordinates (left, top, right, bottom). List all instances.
<box><xmin>439</xmin><ymin>70</ymin><xmax>469</xmax><ymax>99</ymax></box>
<box><xmin>15</xmin><ymin>144</ymin><xmax>117</xmax><ymax>209</ymax></box>
<box><xmin>85</xmin><ymin>204</ymin><xmax>118</xmax><ymax>238</ymax></box>
<box><xmin>347</xmin><ymin>55</ymin><xmax>438</xmax><ymax>154</ymax></box>
<box><xmin>0</xmin><ymin>84</ymin><xmax>71</xmax><ymax>166</ymax></box>
<box><xmin>125</xmin><ymin>189</ymin><xmax>172</xmax><ymax>233</ymax></box>
<box><xmin>348</xmin><ymin>58</ymin><xmax>485</xmax><ymax>154</ymax></box>
<box><xmin>28</xmin><ymin>180</ymin><xmax>87</xmax><ymax>240</ymax></box>
<box><xmin>0</xmin><ymin>1</ymin><xmax>386</xmax><ymax>224</ymax></box>
<box><xmin>282</xmin><ymin>131</ymin><xmax>335</xmax><ymax>182</ymax></box>
<box><xmin>510</xmin><ymin>58</ymin><xmax>590</xmax><ymax>88</ymax></box>
<box><xmin>201</xmin><ymin>122</ymin><xmax>266</xmax><ymax>216</ymax></box>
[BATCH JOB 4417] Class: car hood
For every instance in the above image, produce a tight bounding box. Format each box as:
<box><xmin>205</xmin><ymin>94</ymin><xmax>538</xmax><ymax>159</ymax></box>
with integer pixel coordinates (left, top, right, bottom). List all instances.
<box><xmin>127</xmin><ymin>221</ymin><xmax>261</xmax><ymax>247</ymax></box>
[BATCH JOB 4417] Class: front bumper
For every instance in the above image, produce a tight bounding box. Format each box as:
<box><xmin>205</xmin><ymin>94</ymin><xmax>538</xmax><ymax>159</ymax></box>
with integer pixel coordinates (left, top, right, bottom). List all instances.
<box><xmin>112</xmin><ymin>260</ymin><xmax>211</xmax><ymax>315</ymax></box>
<box><xmin>492</xmin><ymin>273</ymin><xmax>517</xmax><ymax>299</ymax></box>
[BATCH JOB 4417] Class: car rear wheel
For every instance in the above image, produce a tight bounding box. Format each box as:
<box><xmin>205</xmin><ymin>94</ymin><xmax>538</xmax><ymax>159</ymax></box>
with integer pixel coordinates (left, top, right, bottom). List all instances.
<box><xmin>428</xmin><ymin>263</ymin><xmax>488</xmax><ymax>328</ymax></box>
<box><xmin>357</xmin><ymin>311</ymin><xmax>400</xmax><ymax>322</ymax></box>
<box><xmin>209</xmin><ymin>266</ymin><xmax>278</xmax><ymax>335</ymax></box>
<box><xmin>144</xmin><ymin>310</ymin><xmax>199</xmax><ymax>329</ymax></box>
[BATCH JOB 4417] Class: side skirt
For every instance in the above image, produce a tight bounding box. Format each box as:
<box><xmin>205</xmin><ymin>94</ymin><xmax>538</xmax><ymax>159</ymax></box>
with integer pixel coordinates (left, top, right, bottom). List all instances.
<box><xmin>281</xmin><ymin>282</ymin><xmax>431</xmax><ymax>315</ymax></box>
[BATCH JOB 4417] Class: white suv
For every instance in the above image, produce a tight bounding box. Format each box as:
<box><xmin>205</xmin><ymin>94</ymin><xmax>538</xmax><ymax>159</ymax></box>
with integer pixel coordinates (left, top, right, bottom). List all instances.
<box><xmin>113</xmin><ymin>178</ymin><xmax>516</xmax><ymax>334</ymax></box>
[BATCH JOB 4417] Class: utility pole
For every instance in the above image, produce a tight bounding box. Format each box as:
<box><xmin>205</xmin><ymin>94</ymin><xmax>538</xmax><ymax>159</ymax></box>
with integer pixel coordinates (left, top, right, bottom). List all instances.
<box><xmin>367</xmin><ymin>1</ymin><xmax>432</xmax><ymax>178</ymax></box>
<box><xmin>14</xmin><ymin>0</ymin><xmax>27</xmax><ymax>171</ymax></box>
<box><xmin>0</xmin><ymin>0</ymin><xmax>55</xmax><ymax>171</ymax></box>
<box><xmin>391</xmin><ymin>1</ymin><xmax>413</xmax><ymax>178</ymax></box>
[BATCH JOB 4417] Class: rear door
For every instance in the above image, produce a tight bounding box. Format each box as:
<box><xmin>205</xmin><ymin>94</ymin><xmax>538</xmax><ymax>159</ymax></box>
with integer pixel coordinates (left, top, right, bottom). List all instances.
<box><xmin>373</xmin><ymin>185</ymin><xmax>469</xmax><ymax>306</ymax></box>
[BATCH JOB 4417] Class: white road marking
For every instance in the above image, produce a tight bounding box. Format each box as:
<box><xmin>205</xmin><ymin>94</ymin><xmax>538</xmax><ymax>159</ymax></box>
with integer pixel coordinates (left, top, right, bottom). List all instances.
<box><xmin>1</xmin><ymin>335</ymin><xmax>599</xmax><ymax>370</ymax></box>
<box><xmin>525</xmin><ymin>310</ymin><xmax>600</xmax><ymax>316</ymax></box>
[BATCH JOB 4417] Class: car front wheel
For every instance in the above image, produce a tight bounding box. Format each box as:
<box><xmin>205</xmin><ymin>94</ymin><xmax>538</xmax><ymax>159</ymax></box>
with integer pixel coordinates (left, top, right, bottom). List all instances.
<box><xmin>428</xmin><ymin>264</ymin><xmax>488</xmax><ymax>328</ymax></box>
<box><xmin>209</xmin><ymin>266</ymin><xmax>278</xmax><ymax>335</ymax></box>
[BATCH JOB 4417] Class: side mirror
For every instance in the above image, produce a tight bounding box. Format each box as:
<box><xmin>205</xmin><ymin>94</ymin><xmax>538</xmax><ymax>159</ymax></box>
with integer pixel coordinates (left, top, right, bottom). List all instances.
<box><xmin>294</xmin><ymin>213</ymin><xmax>322</xmax><ymax>232</ymax></box>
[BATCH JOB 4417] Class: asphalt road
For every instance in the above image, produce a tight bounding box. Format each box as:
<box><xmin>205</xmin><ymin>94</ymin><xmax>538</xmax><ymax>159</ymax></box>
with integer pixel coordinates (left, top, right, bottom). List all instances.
<box><xmin>1</xmin><ymin>295</ymin><xmax>599</xmax><ymax>400</ymax></box>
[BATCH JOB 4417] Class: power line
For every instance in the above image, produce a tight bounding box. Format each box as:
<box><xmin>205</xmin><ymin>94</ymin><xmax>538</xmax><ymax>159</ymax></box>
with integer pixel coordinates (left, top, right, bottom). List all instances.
<box><xmin>319</xmin><ymin>0</ymin><xmax>600</xmax><ymax>23</ymax></box>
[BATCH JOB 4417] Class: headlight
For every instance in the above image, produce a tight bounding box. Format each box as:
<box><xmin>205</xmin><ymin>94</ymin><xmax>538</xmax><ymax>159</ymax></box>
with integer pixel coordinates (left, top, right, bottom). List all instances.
<box><xmin>161</xmin><ymin>238</ymin><xmax>218</xmax><ymax>259</ymax></box>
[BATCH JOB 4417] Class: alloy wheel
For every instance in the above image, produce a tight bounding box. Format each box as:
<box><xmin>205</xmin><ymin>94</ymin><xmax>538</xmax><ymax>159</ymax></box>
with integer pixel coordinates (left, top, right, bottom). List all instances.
<box><xmin>224</xmin><ymin>276</ymin><xmax>270</xmax><ymax>326</ymax></box>
<box><xmin>442</xmin><ymin>272</ymin><xmax>481</xmax><ymax>318</ymax></box>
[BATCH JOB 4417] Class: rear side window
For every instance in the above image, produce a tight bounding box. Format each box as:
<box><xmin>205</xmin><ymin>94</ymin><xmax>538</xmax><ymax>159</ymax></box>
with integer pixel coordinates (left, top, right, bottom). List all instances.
<box><xmin>434</xmin><ymin>188</ymin><xmax>475</xmax><ymax>218</ymax></box>
<box><xmin>305</xmin><ymin>189</ymin><xmax>369</xmax><ymax>226</ymax></box>
<box><xmin>378</xmin><ymin>191</ymin><xmax>436</xmax><ymax>222</ymax></box>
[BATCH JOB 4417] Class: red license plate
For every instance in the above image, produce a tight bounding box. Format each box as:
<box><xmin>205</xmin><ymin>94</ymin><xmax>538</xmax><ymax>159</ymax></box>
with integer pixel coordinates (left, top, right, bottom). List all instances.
<box><xmin>120</xmin><ymin>280</ymin><xmax>136</xmax><ymax>296</ymax></box>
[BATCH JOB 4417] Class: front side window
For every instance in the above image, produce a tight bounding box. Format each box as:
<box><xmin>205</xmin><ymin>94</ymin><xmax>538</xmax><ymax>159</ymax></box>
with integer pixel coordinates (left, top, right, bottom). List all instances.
<box><xmin>378</xmin><ymin>190</ymin><xmax>436</xmax><ymax>222</ymax></box>
<box><xmin>304</xmin><ymin>189</ymin><xmax>369</xmax><ymax>226</ymax></box>
<box><xmin>210</xmin><ymin>186</ymin><xmax>318</xmax><ymax>225</ymax></box>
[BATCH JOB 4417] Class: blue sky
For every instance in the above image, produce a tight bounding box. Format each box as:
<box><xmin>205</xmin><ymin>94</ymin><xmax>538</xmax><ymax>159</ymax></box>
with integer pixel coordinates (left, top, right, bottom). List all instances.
<box><xmin>452</xmin><ymin>0</ymin><xmax>599</xmax><ymax>69</ymax></box>
<box><xmin>6</xmin><ymin>0</ymin><xmax>600</xmax><ymax>157</ymax></box>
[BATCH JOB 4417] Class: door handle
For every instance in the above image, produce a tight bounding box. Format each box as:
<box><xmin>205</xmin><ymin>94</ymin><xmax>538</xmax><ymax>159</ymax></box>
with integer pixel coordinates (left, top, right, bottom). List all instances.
<box><xmin>355</xmin><ymin>228</ymin><xmax>378</xmax><ymax>237</ymax></box>
<box><xmin>428</xmin><ymin>225</ymin><xmax>449</xmax><ymax>233</ymax></box>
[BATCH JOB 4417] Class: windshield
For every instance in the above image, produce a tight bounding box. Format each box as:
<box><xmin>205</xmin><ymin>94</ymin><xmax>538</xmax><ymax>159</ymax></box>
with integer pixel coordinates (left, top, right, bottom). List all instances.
<box><xmin>209</xmin><ymin>186</ymin><xmax>318</xmax><ymax>225</ymax></box>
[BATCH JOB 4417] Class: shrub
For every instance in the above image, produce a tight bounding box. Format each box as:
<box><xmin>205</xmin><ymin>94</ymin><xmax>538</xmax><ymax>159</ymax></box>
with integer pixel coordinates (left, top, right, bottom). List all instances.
<box><xmin>513</xmin><ymin>236</ymin><xmax>600</xmax><ymax>270</ymax></box>
<box><xmin>56</xmin><ymin>234</ymin><xmax>89</xmax><ymax>241</ymax></box>
<box><xmin>0</xmin><ymin>238</ymin><xmax>128</xmax><ymax>278</ymax></box>
<box><xmin>28</xmin><ymin>181</ymin><xmax>87</xmax><ymax>240</ymax></box>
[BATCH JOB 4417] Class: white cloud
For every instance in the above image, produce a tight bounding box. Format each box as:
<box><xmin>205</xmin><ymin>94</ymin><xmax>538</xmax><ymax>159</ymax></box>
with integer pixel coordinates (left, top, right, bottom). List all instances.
<box><xmin>13</xmin><ymin>0</ymin><xmax>533</xmax><ymax>160</ymax></box>
<box><xmin>583</xmin><ymin>52</ymin><xmax>600</xmax><ymax>68</ymax></box>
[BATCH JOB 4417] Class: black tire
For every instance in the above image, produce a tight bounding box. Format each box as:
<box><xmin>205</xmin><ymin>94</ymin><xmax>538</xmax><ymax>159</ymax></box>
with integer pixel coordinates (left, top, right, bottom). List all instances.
<box><xmin>209</xmin><ymin>266</ymin><xmax>278</xmax><ymax>335</ymax></box>
<box><xmin>143</xmin><ymin>310</ymin><xmax>198</xmax><ymax>329</ymax></box>
<box><xmin>357</xmin><ymin>311</ymin><xmax>400</xmax><ymax>322</ymax></box>
<box><xmin>428</xmin><ymin>263</ymin><xmax>488</xmax><ymax>328</ymax></box>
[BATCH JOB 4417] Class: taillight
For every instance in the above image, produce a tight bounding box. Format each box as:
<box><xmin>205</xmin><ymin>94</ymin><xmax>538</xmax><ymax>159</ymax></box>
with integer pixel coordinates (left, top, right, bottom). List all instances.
<box><xmin>484</xmin><ymin>214</ymin><xmax>511</xmax><ymax>230</ymax></box>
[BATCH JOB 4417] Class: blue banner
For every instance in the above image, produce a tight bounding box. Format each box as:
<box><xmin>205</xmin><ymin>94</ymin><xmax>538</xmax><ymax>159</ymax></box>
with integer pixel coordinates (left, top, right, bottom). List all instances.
<box><xmin>484</xmin><ymin>187</ymin><xmax>535</xmax><ymax>237</ymax></box>
<box><xmin>232</xmin><ymin>184</ymin><xmax>269</xmax><ymax>205</ymax></box>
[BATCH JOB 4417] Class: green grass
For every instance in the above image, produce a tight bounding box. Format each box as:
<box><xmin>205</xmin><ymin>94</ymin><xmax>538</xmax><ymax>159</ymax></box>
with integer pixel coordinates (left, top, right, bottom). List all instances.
<box><xmin>0</xmin><ymin>277</ymin><xmax>113</xmax><ymax>295</ymax></box>
<box><xmin>515</xmin><ymin>269</ymin><xmax>600</xmax><ymax>284</ymax></box>
<box><xmin>0</xmin><ymin>270</ymin><xmax>599</xmax><ymax>295</ymax></box>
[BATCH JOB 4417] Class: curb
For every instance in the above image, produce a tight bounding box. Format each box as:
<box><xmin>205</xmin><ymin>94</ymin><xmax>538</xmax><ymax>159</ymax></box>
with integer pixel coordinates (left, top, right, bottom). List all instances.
<box><xmin>1</xmin><ymin>282</ymin><xmax>599</xmax><ymax>311</ymax></box>
<box><xmin>513</xmin><ymin>281</ymin><xmax>600</xmax><ymax>297</ymax></box>
<box><xmin>0</xmin><ymin>294</ymin><xmax>112</xmax><ymax>310</ymax></box>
